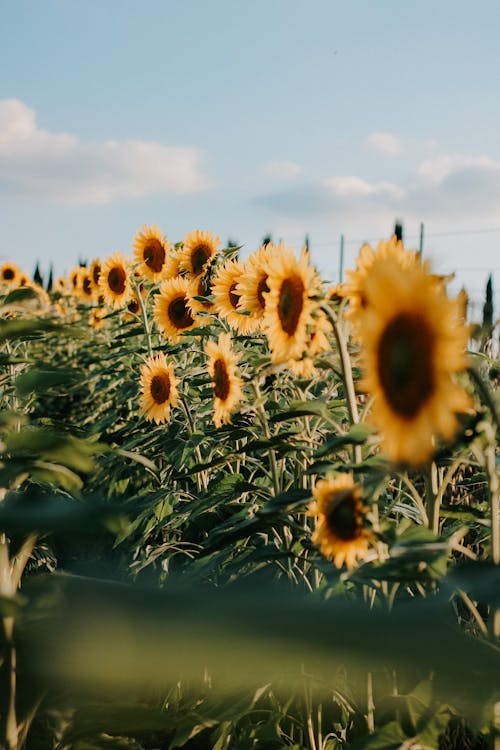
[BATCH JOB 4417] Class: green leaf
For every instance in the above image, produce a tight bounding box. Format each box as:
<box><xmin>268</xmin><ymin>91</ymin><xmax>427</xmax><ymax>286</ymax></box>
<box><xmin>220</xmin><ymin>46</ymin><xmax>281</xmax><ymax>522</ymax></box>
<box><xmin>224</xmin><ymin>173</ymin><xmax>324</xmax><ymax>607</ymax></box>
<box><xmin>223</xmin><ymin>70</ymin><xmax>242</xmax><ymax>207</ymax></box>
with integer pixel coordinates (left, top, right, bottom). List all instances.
<box><xmin>351</xmin><ymin>720</ymin><xmax>407</xmax><ymax>749</ymax></box>
<box><xmin>315</xmin><ymin>423</ymin><xmax>375</xmax><ymax>457</ymax></box>
<box><xmin>15</xmin><ymin>367</ymin><xmax>80</xmax><ymax>395</ymax></box>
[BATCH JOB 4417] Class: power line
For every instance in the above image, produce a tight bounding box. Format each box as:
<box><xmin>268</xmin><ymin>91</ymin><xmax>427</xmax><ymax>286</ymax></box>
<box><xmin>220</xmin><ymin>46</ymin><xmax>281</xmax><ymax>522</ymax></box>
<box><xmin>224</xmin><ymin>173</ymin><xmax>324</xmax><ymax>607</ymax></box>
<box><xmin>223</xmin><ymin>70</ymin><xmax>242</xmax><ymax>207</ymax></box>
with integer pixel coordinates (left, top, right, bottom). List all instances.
<box><xmin>312</xmin><ymin>225</ymin><xmax>500</xmax><ymax>248</ymax></box>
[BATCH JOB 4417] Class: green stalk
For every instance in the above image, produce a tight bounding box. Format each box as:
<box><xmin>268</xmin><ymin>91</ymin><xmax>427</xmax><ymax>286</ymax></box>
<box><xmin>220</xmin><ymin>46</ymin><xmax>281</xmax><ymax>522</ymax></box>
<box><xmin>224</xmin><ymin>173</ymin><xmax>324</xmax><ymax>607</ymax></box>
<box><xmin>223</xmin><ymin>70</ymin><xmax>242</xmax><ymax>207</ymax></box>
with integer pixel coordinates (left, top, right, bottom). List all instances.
<box><xmin>134</xmin><ymin>280</ymin><xmax>153</xmax><ymax>358</ymax></box>
<box><xmin>252</xmin><ymin>382</ymin><xmax>281</xmax><ymax>496</ymax></box>
<box><xmin>321</xmin><ymin>303</ymin><xmax>362</xmax><ymax>464</ymax></box>
<box><xmin>178</xmin><ymin>395</ymin><xmax>208</xmax><ymax>492</ymax></box>
<box><xmin>485</xmin><ymin>444</ymin><xmax>500</xmax><ymax>566</ymax></box>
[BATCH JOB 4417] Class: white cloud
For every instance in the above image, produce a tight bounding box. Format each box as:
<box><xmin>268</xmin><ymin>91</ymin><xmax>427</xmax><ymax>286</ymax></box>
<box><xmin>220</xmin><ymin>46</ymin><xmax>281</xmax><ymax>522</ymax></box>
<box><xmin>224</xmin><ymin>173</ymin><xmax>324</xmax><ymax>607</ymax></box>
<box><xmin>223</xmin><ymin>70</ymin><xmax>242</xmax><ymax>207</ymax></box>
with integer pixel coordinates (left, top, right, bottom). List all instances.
<box><xmin>262</xmin><ymin>159</ymin><xmax>302</xmax><ymax>178</ymax></box>
<box><xmin>323</xmin><ymin>175</ymin><xmax>403</xmax><ymax>200</ymax></box>
<box><xmin>257</xmin><ymin>151</ymin><xmax>500</xmax><ymax>232</ymax></box>
<box><xmin>0</xmin><ymin>99</ymin><xmax>213</xmax><ymax>204</ymax></box>
<box><xmin>363</xmin><ymin>131</ymin><xmax>402</xmax><ymax>157</ymax></box>
<box><xmin>416</xmin><ymin>153</ymin><xmax>498</xmax><ymax>184</ymax></box>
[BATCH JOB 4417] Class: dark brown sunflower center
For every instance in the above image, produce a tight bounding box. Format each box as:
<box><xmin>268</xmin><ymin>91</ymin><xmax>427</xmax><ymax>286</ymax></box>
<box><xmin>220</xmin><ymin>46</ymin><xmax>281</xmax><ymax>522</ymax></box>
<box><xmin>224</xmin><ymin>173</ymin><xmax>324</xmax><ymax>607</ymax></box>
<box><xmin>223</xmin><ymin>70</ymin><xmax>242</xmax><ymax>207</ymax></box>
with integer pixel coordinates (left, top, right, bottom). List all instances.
<box><xmin>377</xmin><ymin>312</ymin><xmax>434</xmax><ymax>419</ymax></box>
<box><xmin>92</xmin><ymin>265</ymin><xmax>101</xmax><ymax>285</ymax></box>
<box><xmin>82</xmin><ymin>277</ymin><xmax>93</xmax><ymax>296</ymax></box>
<box><xmin>325</xmin><ymin>489</ymin><xmax>361</xmax><ymax>541</ymax></box>
<box><xmin>229</xmin><ymin>283</ymin><xmax>240</xmax><ymax>309</ymax></box>
<box><xmin>150</xmin><ymin>372</ymin><xmax>171</xmax><ymax>404</ymax></box>
<box><xmin>143</xmin><ymin>239</ymin><xmax>165</xmax><ymax>273</ymax></box>
<box><xmin>108</xmin><ymin>266</ymin><xmax>126</xmax><ymax>295</ymax></box>
<box><xmin>278</xmin><ymin>275</ymin><xmax>305</xmax><ymax>335</ymax></box>
<box><xmin>191</xmin><ymin>244</ymin><xmax>211</xmax><ymax>274</ymax></box>
<box><xmin>168</xmin><ymin>295</ymin><xmax>194</xmax><ymax>329</ymax></box>
<box><xmin>3</xmin><ymin>268</ymin><xmax>15</xmax><ymax>280</ymax></box>
<box><xmin>256</xmin><ymin>274</ymin><xmax>269</xmax><ymax>310</ymax></box>
<box><xmin>128</xmin><ymin>298</ymin><xmax>140</xmax><ymax>314</ymax></box>
<box><xmin>213</xmin><ymin>358</ymin><xmax>230</xmax><ymax>401</ymax></box>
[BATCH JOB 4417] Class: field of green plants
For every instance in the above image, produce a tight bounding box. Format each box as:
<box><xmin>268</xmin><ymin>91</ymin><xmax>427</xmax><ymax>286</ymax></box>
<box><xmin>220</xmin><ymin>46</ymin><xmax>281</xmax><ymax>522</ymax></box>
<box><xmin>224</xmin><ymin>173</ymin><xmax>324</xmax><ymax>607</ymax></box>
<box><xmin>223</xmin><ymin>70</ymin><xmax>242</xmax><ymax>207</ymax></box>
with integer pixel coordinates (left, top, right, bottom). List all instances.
<box><xmin>0</xmin><ymin>227</ymin><xmax>498</xmax><ymax>750</ymax></box>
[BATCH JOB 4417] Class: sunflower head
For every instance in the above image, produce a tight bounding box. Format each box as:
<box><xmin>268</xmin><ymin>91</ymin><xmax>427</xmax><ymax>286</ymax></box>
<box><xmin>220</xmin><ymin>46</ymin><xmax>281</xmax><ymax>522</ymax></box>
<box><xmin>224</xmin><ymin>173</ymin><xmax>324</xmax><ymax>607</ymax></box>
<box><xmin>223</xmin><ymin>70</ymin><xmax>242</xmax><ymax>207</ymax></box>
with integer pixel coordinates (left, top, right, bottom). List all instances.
<box><xmin>89</xmin><ymin>258</ymin><xmax>102</xmax><ymax>295</ymax></box>
<box><xmin>153</xmin><ymin>277</ymin><xmax>201</xmax><ymax>343</ymax></box>
<box><xmin>89</xmin><ymin>306</ymin><xmax>106</xmax><ymax>330</ymax></box>
<box><xmin>0</xmin><ymin>263</ymin><xmax>20</xmax><ymax>285</ymax></box>
<box><xmin>358</xmin><ymin>256</ymin><xmax>471</xmax><ymax>465</ymax></box>
<box><xmin>179</xmin><ymin>230</ymin><xmax>220</xmax><ymax>277</ymax></box>
<box><xmin>68</xmin><ymin>266</ymin><xmax>82</xmax><ymax>296</ymax></box>
<box><xmin>54</xmin><ymin>276</ymin><xmax>67</xmax><ymax>294</ymax></box>
<box><xmin>211</xmin><ymin>258</ymin><xmax>255</xmax><ymax>333</ymax></box>
<box><xmin>236</xmin><ymin>243</ymin><xmax>276</xmax><ymax>325</ymax></box>
<box><xmin>188</xmin><ymin>273</ymin><xmax>216</xmax><ymax>315</ymax></box>
<box><xmin>76</xmin><ymin>268</ymin><xmax>95</xmax><ymax>304</ymax></box>
<box><xmin>287</xmin><ymin>311</ymin><xmax>331</xmax><ymax>377</ymax></box>
<box><xmin>309</xmin><ymin>474</ymin><xmax>372</xmax><ymax>569</ymax></box>
<box><xmin>263</xmin><ymin>244</ymin><xmax>321</xmax><ymax>362</ymax></box>
<box><xmin>344</xmin><ymin>236</ymin><xmax>418</xmax><ymax>333</ymax></box>
<box><xmin>205</xmin><ymin>332</ymin><xmax>244</xmax><ymax>428</ymax></box>
<box><xmin>133</xmin><ymin>224</ymin><xmax>171</xmax><ymax>282</ymax></box>
<box><xmin>139</xmin><ymin>352</ymin><xmax>179</xmax><ymax>424</ymax></box>
<box><xmin>99</xmin><ymin>252</ymin><xmax>133</xmax><ymax>309</ymax></box>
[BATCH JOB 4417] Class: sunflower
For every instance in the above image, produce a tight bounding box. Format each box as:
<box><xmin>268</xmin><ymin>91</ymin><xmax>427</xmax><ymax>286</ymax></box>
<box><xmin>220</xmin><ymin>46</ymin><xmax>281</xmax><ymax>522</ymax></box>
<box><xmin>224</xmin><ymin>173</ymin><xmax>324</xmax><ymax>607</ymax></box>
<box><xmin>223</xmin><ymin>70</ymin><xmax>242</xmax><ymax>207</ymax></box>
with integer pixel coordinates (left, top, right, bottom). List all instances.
<box><xmin>287</xmin><ymin>310</ymin><xmax>332</xmax><ymax>378</ymax></box>
<box><xmin>153</xmin><ymin>277</ymin><xmax>200</xmax><ymax>343</ymax></box>
<box><xmin>89</xmin><ymin>258</ymin><xmax>102</xmax><ymax>295</ymax></box>
<box><xmin>76</xmin><ymin>268</ymin><xmax>95</xmax><ymax>304</ymax></box>
<box><xmin>0</xmin><ymin>262</ymin><xmax>20</xmax><ymax>285</ymax></box>
<box><xmin>68</xmin><ymin>266</ymin><xmax>81</xmax><ymax>296</ymax></box>
<box><xmin>236</xmin><ymin>243</ymin><xmax>276</xmax><ymax>329</ymax></box>
<box><xmin>17</xmin><ymin>273</ymin><xmax>29</xmax><ymax>287</ymax></box>
<box><xmin>343</xmin><ymin>236</ymin><xmax>418</xmax><ymax>332</ymax></box>
<box><xmin>357</xmin><ymin>256</ymin><xmax>470</xmax><ymax>466</ymax></box>
<box><xmin>99</xmin><ymin>252</ymin><xmax>133</xmax><ymax>309</ymax></box>
<box><xmin>133</xmin><ymin>224</ymin><xmax>171</xmax><ymax>282</ymax></box>
<box><xmin>308</xmin><ymin>474</ymin><xmax>372</xmax><ymax>569</ymax></box>
<box><xmin>138</xmin><ymin>352</ymin><xmax>179</xmax><ymax>424</ymax></box>
<box><xmin>89</xmin><ymin>306</ymin><xmax>106</xmax><ymax>330</ymax></box>
<box><xmin>179</xmin><ymin>230</ymin><xmax>219</xmax><ymax>277</ymax></box>
<box><xmin>205</xmin><ymin>332</ymin><xmax>244</xmax><ymax>427</ymax></box>
<box><xmin>163</xmin><ymin>250</ymin><xmax>183</xmax><ymax>281</ymax></box>
<box><xmin>263</xmin><ymin>245</ymin><xmax>320</xmax><ymax>363</ymax></box>
<box><xmin>188</xmin><ymin>272</ymin><xmax>216</xmax><ymax>315</ymax></box>
<box><xmin>54</xmin><ymin>276</ymin><xmax>67</xmax><ymax>294</ymax></box>
<box><xmin>211</xmin><ymin>258</ymin><xmax>254</xmax><ymax>333</ymax></box>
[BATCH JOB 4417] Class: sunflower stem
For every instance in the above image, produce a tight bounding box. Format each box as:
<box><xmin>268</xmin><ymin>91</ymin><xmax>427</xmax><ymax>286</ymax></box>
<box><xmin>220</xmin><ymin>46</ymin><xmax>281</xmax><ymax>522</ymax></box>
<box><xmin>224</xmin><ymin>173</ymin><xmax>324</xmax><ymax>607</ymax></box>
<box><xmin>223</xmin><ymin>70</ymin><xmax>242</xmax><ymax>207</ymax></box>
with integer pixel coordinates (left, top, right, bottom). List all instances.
<box><xmin>0</xmin><ymin>534</ymin><xmax>18</xmax><ymax>750</ymax></box>
<box><xmin>468</xmin><ymin>365</ymin><xmax>500</xmax><ymax>436</ymax></box>
<box><xmin>252</xmin><ymin>382</ymin><xmax>281</xmax><ymax>496</ymax></box>
<box><xmin>425</xmin><ymin>462</ymin><xmax>439</xmax><ymax>534</ymax></box>
<box><xmin>485</xmin><ymin>444</ymin><xmax>500</xmax><ymax>566</ymax></box>
<box><xmin>321</xmin><ymin>303</ymin><xmax>362</xmax><ymax>464</ymax></box>
<box><xmin>134</xmin><ymin>280</ymin><xmax>153</xmax><ymax>358</ymax></box>
<box><xmin>178</xmin><ymin>395</ymin><xmax>208</xmax><ymax>493</ymax></box>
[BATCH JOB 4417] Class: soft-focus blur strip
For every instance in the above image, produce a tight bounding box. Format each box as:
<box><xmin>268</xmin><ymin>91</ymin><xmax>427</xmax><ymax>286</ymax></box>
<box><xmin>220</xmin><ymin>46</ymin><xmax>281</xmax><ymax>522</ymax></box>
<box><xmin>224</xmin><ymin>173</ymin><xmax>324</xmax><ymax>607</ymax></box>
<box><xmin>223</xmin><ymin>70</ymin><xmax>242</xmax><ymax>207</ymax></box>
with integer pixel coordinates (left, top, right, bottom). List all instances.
<box><xmin>20</xmin><ymin>571</ymin><xmax>500</xmax><ymax>711</ymax></box>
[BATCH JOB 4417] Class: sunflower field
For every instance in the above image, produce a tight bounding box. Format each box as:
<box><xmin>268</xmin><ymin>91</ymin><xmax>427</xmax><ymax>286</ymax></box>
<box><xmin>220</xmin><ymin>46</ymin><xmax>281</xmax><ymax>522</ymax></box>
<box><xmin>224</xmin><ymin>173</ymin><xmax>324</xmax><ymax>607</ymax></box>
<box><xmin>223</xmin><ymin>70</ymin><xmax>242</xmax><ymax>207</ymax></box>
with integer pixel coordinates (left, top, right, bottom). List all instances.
<box><xmin>0</xmin><ymin>228</ymin><xmax>498</xmax><ymax>750</ymax></box>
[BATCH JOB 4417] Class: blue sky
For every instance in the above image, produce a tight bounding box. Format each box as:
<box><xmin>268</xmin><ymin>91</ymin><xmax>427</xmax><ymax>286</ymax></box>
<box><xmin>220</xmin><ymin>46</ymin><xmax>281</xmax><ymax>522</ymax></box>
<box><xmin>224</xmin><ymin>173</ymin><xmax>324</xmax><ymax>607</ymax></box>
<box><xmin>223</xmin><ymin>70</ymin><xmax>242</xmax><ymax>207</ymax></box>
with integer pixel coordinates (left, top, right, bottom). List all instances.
<box><xmin>1</xmin><ymin>0</ymin><xmax>500</xmax><ymax>315</ymax></box>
